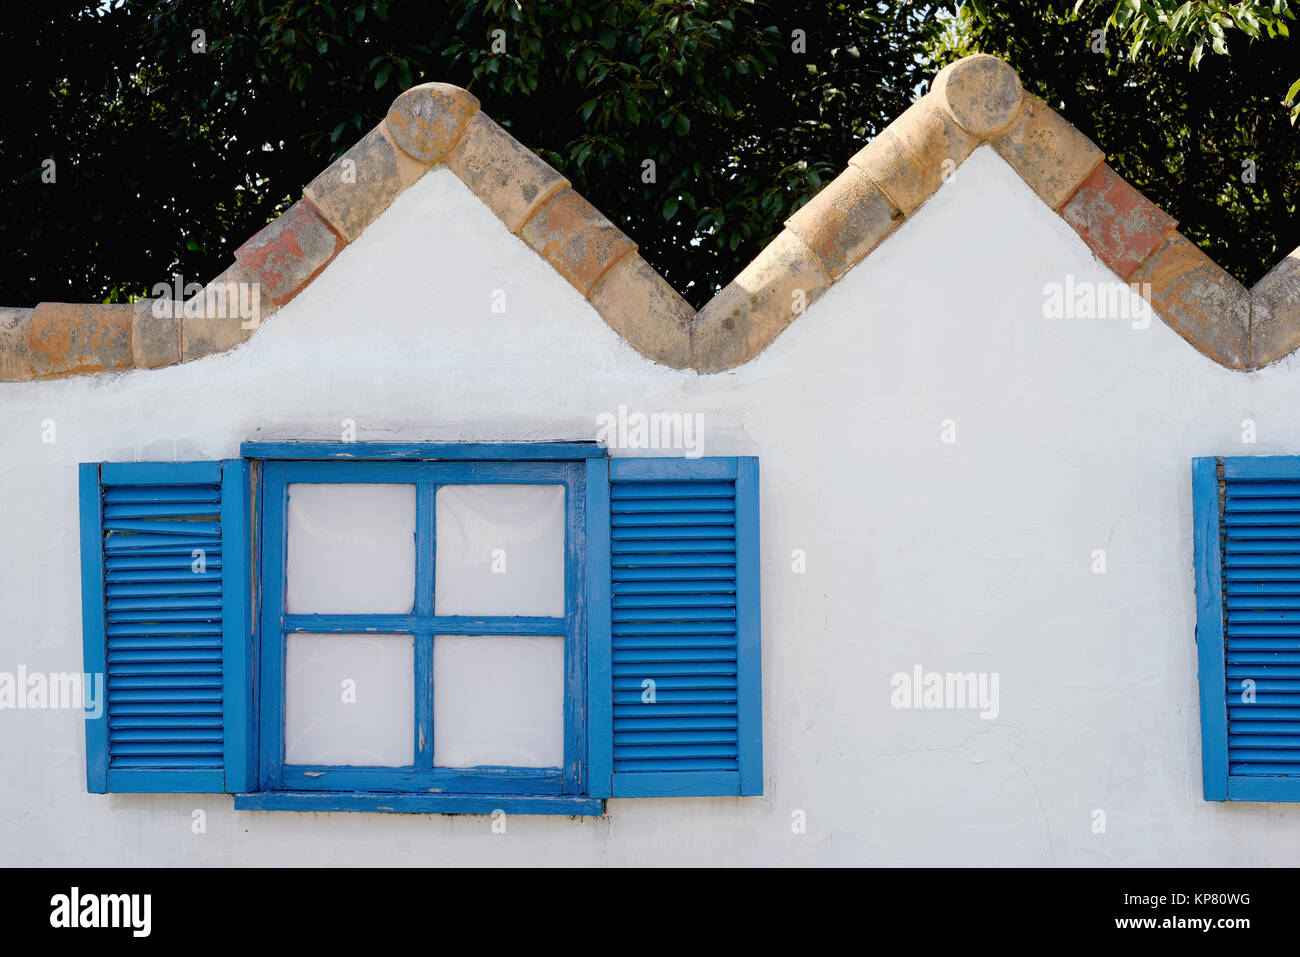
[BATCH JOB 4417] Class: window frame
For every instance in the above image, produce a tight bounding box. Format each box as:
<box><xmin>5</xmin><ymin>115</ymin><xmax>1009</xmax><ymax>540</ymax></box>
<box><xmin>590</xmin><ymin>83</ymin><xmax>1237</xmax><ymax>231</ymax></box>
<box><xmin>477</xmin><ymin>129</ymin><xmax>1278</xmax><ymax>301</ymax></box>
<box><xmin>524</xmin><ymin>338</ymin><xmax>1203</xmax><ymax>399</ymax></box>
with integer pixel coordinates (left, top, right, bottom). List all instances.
<box><xmin>239</xmin><ymin>442</ymin><xmax>606</xmax><ymax>815</ymax></box>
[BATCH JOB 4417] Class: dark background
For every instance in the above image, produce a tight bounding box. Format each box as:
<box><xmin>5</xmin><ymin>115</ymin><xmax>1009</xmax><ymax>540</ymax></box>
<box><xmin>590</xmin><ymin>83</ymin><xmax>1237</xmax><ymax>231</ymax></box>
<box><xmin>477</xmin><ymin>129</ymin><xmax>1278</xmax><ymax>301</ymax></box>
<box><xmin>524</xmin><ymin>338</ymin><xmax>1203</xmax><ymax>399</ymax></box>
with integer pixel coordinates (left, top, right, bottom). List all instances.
<box><xmin>2</xmin><ymin>0</ymin><xmax>1295</xmax><ymax>309</ymax></box>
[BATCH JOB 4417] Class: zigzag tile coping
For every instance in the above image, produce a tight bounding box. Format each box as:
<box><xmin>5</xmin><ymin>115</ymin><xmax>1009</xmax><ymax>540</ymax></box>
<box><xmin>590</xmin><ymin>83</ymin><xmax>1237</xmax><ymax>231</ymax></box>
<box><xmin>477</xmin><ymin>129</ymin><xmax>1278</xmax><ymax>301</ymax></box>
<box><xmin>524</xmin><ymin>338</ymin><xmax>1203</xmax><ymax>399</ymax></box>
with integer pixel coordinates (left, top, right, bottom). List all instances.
<box><xmin>3</xmin><ymin>54</ymin><xmax>1295</xmax><ymax>381</ymax></box>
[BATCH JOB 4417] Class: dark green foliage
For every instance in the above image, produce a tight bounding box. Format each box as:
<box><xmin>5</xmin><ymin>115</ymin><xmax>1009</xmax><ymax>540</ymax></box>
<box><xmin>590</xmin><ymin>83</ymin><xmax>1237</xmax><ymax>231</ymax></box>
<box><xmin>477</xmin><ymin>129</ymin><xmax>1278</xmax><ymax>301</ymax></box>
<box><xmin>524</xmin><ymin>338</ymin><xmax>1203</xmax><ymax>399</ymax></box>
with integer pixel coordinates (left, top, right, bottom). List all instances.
<box><xmin>2</xmin><ymin>1</ymin><xmax>1294</xmax><ymax>309</ymax></box>
<box><xmin>0</xmin><ymin>1</ymin><xmax>940</xmax><ymax>308</ymax></box>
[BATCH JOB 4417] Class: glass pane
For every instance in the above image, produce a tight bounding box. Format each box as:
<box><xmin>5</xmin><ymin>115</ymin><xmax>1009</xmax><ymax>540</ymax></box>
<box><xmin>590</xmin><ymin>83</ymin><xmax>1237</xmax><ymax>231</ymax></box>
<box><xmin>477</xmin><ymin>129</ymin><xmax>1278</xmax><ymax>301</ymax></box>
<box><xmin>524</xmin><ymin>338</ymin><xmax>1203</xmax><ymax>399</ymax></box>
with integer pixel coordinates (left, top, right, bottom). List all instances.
<box><xmin>285</xmin><ymin>633</ymin><xmax>414</xmax><ymax>766</ymax></box>
<box><xmin>433</xmin><ymin>635</ymin><xmax>564</xmax><ymax>768</ymax></box>
<box><xmin>434</xmin><ymin>484</ymin><xmax>565</xmax><ymax>617</ymax></box>
<box><xmin>286</xmin><ymin>483</ymin><xmax>415</xmax><ymax>614</ymax></box>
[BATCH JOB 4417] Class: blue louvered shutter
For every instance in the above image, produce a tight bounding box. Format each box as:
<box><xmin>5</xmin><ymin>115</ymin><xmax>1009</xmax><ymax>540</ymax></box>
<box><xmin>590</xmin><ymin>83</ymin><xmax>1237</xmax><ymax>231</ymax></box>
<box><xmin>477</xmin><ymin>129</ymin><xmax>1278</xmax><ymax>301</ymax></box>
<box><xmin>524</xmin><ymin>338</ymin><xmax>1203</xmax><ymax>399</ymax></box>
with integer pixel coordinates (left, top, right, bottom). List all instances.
<box><xmin>587</xmin><ymin>457</ymin><xmax>761</xmax><ymax>798</ymax></box>
<box><xmin>79</xmin><ymin>460</ymin><xmax>254</xmax><ymax>794</ymax></box>
<box><xmin>1194</xmin><ymin>456</ymin><xmax>1300</xmax><ymax>802</ymax></box>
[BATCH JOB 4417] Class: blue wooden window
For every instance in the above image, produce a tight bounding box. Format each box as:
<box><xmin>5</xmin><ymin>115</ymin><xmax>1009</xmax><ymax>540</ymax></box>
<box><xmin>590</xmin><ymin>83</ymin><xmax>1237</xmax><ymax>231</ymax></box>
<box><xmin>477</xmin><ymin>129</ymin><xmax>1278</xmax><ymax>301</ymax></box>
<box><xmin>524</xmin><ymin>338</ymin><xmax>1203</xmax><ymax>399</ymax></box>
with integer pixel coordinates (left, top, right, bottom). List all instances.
<box><xmin>1194</xmin><ymin>456</ymin><xmax>1300</xmax><ymax>802</ymax></box>
<box><xmin>80</xmin><ymin>444</ymin><xmax>763</xmax><ymax>814</ymax></box>
<box><xmin>254</xmin><ymin>458</ymin><xmax>590</xmax><ymax>802</ymax></box>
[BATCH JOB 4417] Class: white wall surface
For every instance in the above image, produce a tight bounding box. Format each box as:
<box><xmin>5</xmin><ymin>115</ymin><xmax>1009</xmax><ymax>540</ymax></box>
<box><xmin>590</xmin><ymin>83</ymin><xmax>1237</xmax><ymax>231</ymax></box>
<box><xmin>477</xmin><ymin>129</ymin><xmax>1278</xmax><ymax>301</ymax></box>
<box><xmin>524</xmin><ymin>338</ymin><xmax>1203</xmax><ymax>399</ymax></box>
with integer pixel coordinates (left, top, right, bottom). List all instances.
<box><xmin>4</xmin><ymin>146</ymin><xmax>1300</xmax><ymax>866</ymax></box>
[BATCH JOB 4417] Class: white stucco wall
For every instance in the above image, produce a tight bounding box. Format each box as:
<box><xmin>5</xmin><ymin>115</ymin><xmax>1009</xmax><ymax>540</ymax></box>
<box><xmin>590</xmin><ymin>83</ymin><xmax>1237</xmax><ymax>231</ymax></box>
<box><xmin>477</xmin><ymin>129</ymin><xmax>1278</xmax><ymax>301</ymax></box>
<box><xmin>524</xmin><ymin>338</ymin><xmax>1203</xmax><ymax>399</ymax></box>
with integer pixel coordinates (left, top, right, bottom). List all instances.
<box><xmin>4</xmin><ymin>145</ymin><xmax>1299</xmax><ymax>866</ymax></box>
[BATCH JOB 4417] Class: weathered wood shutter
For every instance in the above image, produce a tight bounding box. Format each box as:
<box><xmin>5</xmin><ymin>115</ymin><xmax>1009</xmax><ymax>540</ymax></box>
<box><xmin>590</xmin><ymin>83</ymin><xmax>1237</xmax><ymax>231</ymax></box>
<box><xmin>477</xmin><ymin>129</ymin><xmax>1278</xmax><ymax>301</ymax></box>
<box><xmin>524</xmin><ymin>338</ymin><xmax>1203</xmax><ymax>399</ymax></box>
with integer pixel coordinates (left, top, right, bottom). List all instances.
<box><xmin>1195</xmin><ymin>456</ymin><xmax>1300</xmax><ymax>802</ymax></box>
<box><xmin>79</xmin><ymin>460</ymin><xmax>253</xmax><ymax>794</ymax></box>
<box><xmin>587</xmin><ymin>457</ymin><xmax>762</xmax><ymax>798</ymax></box>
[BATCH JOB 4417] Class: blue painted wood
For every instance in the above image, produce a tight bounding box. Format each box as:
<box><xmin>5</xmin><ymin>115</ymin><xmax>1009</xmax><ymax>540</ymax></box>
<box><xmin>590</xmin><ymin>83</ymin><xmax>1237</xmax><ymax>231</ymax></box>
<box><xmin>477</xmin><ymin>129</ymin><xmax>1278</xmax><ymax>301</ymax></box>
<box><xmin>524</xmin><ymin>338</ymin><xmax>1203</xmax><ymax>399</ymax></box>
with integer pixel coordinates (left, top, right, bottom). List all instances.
<box><xmin>733</xmin><ymin>457</ymin><xmax>763</xmax><ymax>796</ymax></box>
<box><xmin>106</xmin><ymin>768</ymin><xmax>224</xmax><ymax>793</ymax></box>
<box><xmin>612</xmin><ymin>770</ymin><xmax>740</xmax><ymax>798</ymax></box>
<box><xmin>282</xmin><ymin>614</ymin><xmax>565</xmax><ymax>636</ymax></box>
<box><xmin>264</xmin><ymin>459</ymin><xmax>581</xmax><ymax>485</ymax></box>
<box><xmin>282</xmin><ymin>766</ymin><xmax>562</xmax><ymax>793</ymax></box>
<box><xmin>586</xmin><ymin>458</ymin><xmax>613</xmax><ymax>798</ymax></box>
<box><xmin>101</xmin><ymin>461</ymin><xmax>223</xmax><ymax>486</ymax></box>
<box><xmin>258</xmin><ymin>458</ymin><xmax>589</xmax><ymax>799</ymax></box>
<box><xmin>221</xmin><ymin>459</ymin><xmax>254</xmax><ymax>793</ymax></box>
<box><xmin>241</xmin><ymin>441</ymin><xmax>605</xmax><ymax>461</ymax></box>
<box><xmin>610</xmin><ymin>457</ymin><xmax>737</xmax><ymax>481</ymax></box>
<box><xmin>1223</xmin><ymin>456</ymin><xmax>1300</xmax><ymax>480</ymax></box>
<box><xmin>414</xmin><ymin>634</ymin><xmax>434</xmax><ymax>768</ymax></box>
<box><xmin>79</xmin><ymin>463</ymin><xmax>109</xmax><ymax>794</ymax></box>
<box><xmin>1193</xmin><ymin>457</ymin><xmax>1229</xmax><ymax>801</ymax></box>
<box><xmin>258</xmin><ymin>465</ymin><xmax>288</xmax><ymax>791</ymax></box>
<box><xmin>415</xmin><ymin>482</ymin><xmax>436</xmax><ymax>620</ymax></box>
<box><xmin>416</xmin><ymin>485</ymin><xmax>438</xmax><ymax>767</ymax></box>
<box><xmin>1227</xmin><ymin>777</ymin><xmax>1300</xmax><ymax>801</ymax></box>
<box><xmin>1207</xmin><ymin>456</ymin><xmax>1300</xmax><ymax>801</ymax></box>
<box><xmin>84</xmin><ymin>460</ymin><xmax>246</xmax><ymax>795</ymax></box>
<box><xmin>234</xmin><ymin>791</ymin><xmax>604</xmax><ymax>815</ymax></box>
<box><xmin>564</xmin><ymin>464</ymin><xmax>588</xmax><ymax>795</ymax></box>
<box><xmin>605</xmin><ymin>457</ymin><xmax>760</xmax><ymax>798</ymax></box>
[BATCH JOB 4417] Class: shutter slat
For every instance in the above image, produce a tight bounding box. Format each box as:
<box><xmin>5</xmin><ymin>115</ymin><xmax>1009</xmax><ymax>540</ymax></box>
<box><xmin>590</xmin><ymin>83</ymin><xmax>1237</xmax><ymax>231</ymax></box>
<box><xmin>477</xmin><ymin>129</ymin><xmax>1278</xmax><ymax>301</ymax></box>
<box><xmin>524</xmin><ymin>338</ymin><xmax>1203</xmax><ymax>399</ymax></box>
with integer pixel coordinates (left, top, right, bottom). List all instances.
<box><xmin>613</xmin><ymin>553</ymin><xmax>737</xmax><ymax>567</ymax></box>
<box><xmin>110</xmin><ymin>716</ymin><xmax>224</xmax><ymax>729</ymax></box>
<box><xmin>612</xmin><ymin>566</ymin><xmax>736</xmax><ymax>581</ymax></box>
<box><xmin>613</xmin><ymin>607</ymin><xmax>736</xmax><ymax>622</ymax></box>
<box><xmin>614</xmin><ymin>647</ymin><xmax>737</xmax><ymax>662</ymax></box>
<box><xmin>1227</xmin><ymin>722</ymin><xmax>1300</xmax><ymax>733</ymax></box>
<box><xmin>614</xmin><ymin>757</ymin><xmax>739</xmax><ymax>772</ymax></box>
<box><xmin>110</xmin><ymin>703</ymin><xmax>223</xmax><ymax>715</ymax></box>
<box><xmin>106</xmin><ymin>581</ymin><xmax>222</xmax><ymax>598</ymax></box>
<box><xmin>612</xmin><ymin>539</ymin><xmax>738</xmax><ymax>553</ymax></box>
<box><xmin>103</xmin><ymin>503</ymin><xmax>225</xmax><ymax>519</ymax></box>
<box><xmin>612</xmin><ymin>498</ymin><xmax>735</xmax><ymax>513</ymax></box>
<box><xmin>107</xmin><ymin>609</ymin><xmax>223</xmax><ymax>623</ymax></box>
<box><xmin>108</xmin><ymin>637</ymin><xmax>222</xmax><ymax>652</ymax></box>
<box><xmin>614</xmin><ymin>716</ymin><xmax>738</xmax><ymax>730</ymax></box>
<box><xmin>1226</xmin><ymin>597</ymin><xmax>1300</xmax><ymax>608</ymax></box>
<box><xmin>614</xmin><ymin>594</ymin><xmax>737</xmax><ymax>609</ymax></box>
<box><xmin>611</xmin><ymin>481</ymin><xmax>735</xmax><ymax>499</ymax></box>
<box><xmin>611</xmin><ymin>696</ymin><xmax>738</xmax><ymax>712</ymax></box>
<box><xmin>103</xmin><ymin>538</ymin><xmax>223</xmax><ymax>553</ymax></box>
<box><xmin>106</xmin><ymin>557</ymin><xmax>223</xmax><ymax>574</ymax></box>
<box><xmin>613</xmin><ymin>688</ymin><xmax>737</xmax><ymax>702</ymax></box>
<box><xmin>615</xmin><ymin>744</ymin><xmax>739</xmax><ymax>759</ymax></box>
<box><xmin>613</xmin><ymin>580</ymin><xmax>736</xmax><ymax>595</ymax></box>
<box><xmin>111</xmin><ymin>729</ymin><xmax>224</xmax><ymax>743</ymax></box>
<box><xmin>110</xmin><ymin>756</ymin><xmax>224</xmax><ymax>768</ymax></box>
<box><xmin>613</xmin><ymin>636</ymin><xmax>736</xmax><ymax>651</ymax></box>
<box><xmin>613</xmin><ymin>664</ymin><xmax>737</xmax><ymax>678</ymax></box>
<box><xmin>1225</xmin><ymin>568</ymin><xmax>1300</xmax><ymax>580</ymax></box>
<box><xmin>612</xmin><ymin>526</ymin><xmax>736</xmax><ymax>541</ymax></box>
<box><xmin>1224</xmin><ymin>707</ymin><xmax>1300</xmax><ymax>719</ymax></box>
<box><xmin>105</xmin><ymin>521</ymin><xmax>221</xmax><ymax>536</ymax></box>
<box><xmin>103</xmin><ymin>485</ymin><xmax>221</xmax><ymax>504</ymax></box>
<box><xmin>1226</xmin><ymin>498</ymin><xmax>1300</xmax><ymax>512</ymax></box>
<box><xmin>109</xmin><ymin>689</ymin><xmax>223</xmax><ymax>702</ymax></box>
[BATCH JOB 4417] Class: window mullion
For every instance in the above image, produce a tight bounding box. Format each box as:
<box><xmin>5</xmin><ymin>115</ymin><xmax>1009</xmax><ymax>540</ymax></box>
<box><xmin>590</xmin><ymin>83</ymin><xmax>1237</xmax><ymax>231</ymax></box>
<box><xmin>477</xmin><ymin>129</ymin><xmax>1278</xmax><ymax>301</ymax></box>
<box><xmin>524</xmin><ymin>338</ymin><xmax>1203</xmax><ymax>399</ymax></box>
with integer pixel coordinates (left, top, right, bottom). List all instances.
<box><xmin>415</xmin><ymin>484</ymin><xmax>436</xmax><ymax>769</ymax></box>
<box><xmin>414</xmin><ymin>631</ymin><xmax>435</xmax><ymax>768</ymax></box>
